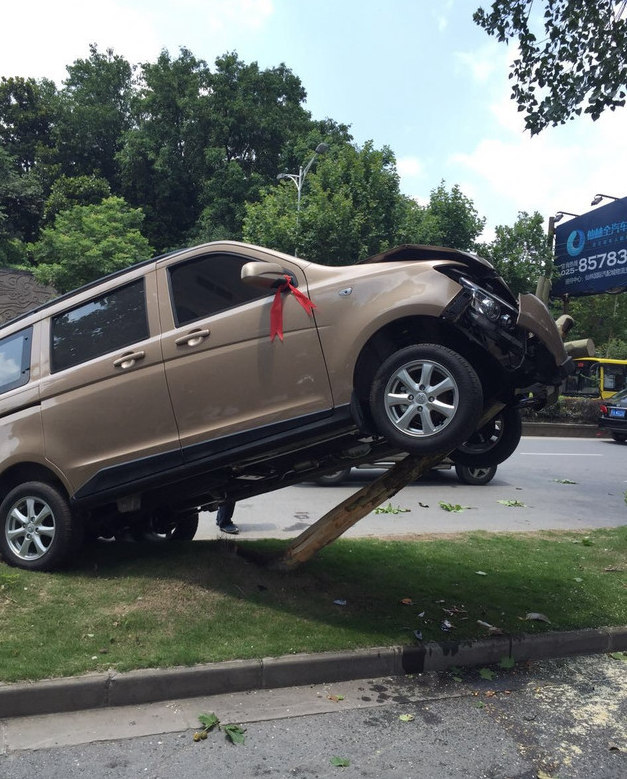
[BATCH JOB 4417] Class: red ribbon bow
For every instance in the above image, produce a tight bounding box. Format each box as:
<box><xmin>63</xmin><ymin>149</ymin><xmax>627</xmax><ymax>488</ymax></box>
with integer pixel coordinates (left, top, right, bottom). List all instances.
<box><xmin>270</xmin><ymin>275</ymin><xmax>317</xmax><ymax>341</ymax></box>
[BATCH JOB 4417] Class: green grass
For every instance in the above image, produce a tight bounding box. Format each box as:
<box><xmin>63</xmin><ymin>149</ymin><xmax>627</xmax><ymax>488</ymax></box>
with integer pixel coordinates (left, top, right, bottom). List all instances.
<box><xmin>0</xmin><ymin>526</ymin><xmax>625</xmax><ymax>683</ymax></box>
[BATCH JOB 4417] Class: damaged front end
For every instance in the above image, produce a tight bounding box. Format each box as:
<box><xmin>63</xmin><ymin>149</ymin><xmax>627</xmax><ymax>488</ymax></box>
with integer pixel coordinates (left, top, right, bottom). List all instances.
<box><xmin>441</xmin><ymin>272</ymin><xmax>572</xmax><ymax>411</ymax></box>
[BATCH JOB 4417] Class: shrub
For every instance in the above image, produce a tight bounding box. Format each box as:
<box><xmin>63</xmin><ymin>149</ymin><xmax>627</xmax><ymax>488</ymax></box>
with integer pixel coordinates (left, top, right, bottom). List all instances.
<box><xmin>522</xmin><ymin>396</ymin><xmax>601</xmax><ymax>424</ymax></box>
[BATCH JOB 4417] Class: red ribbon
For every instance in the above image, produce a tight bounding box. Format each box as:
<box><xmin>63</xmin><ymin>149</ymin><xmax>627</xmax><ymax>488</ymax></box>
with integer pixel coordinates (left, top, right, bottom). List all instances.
<box><xmin>270</xmin><ymin>275</ymin><xmax>317</xmax><ymax>341</ymax></box>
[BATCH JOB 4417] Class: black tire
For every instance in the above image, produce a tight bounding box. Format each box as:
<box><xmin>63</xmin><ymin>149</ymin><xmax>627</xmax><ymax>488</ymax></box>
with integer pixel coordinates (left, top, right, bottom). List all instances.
<box><xmin>132</xmin><ymin>511</ymin><xmax>199</xmax><ymax>543</ymax></box>
<box><xmin>0</xmin><ymin>481</ymin><xmax>79</xmax><ymax>571</ymax></box>
<box><xmin>313</xmin><ymin>469</ymin><xmax>352</xmax><ymax>485</ymax></box>
<box><xmin>611</xmin><ymin>432</ymin><xmax>627</xmax><ymax>443</ymax></box>
<box><xmin>369</xmin><ymin>344</ymin><xmax>483</xmax><ymax>455</ymax></box>
<box><xmin>454</xmin><ymin>463</ymin><xmax>497</xmax><ymax>485</ymax></box>
<box><xmin>451</xmin><ymin>406</ymin><xmax>522</xmax><ymax>467</ymax></box>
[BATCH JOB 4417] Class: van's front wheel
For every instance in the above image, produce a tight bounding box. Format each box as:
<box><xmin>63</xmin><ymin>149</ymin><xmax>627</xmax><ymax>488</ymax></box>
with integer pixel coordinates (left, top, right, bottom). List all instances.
<box><xmin>369</xmin><ymin>344</ymin><xmax>483</xmax><ymax>455</ymax></box>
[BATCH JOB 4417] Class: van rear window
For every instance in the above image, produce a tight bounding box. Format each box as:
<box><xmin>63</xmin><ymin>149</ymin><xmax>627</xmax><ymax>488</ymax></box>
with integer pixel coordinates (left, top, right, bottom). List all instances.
<box><xmin>0</xmin><ymin>328</ymin><xmax>32</xmax><ymax>394</ymax></box>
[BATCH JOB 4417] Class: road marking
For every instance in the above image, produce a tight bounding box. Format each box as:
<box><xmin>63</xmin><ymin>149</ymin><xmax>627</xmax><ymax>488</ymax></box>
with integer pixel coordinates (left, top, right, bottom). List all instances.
<box><xmin>520</xmin><ymin>453</ymin><xmax>603</xmax><ymax>456</ymax></box>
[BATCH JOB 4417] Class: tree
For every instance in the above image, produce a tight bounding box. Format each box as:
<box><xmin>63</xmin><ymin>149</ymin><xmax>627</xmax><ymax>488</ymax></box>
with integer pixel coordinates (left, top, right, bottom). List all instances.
<box><xmin>243</xmin><ymin>141</ymin><xmax>403</xmax><ymax>263</ymax></box>
<box><xmin>474</xmin><ymin>1</ymin><xmax>627</xmax><ymax>134</ymax></box>
<box><xmin>0</xmin><ymin>147</ymin><xmax>43</xmax><ymax>253</ymax></box>
<box><xmin>53</xmin><ymin>45</ymin><xmax>134</xmax><ymax>185</ymax></box>
<box><xmin>43</xmin><ymin>175</ymin><xmax>111</xmax><ymax>223</ymax></box>
<box><xmin>567</xmin><ymin>293</ymin><xmax>627</xmax><ymax>348</ymax></box>
<box><xmin>0</xmin><ymin>76</ymin><xmax>57</xmax><ymax>172</ymax></box>
<box><xmin>30</xmin><ymin>196</ymin><xmax>153</xmax><ymax>292</ymax></box>
<box><xmin>479</xmin><ymin>210</ymin><xmax>551</xmax><ymax>295</ymax></box>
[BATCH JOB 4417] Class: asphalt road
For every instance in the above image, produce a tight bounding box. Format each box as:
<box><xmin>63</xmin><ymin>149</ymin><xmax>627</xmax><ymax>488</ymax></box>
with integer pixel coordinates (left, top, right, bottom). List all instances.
<box><xmin>198</xmin><ymin>436</ymin><xmax>627</xmax><ymax>539</ymax></box>
<box><xmin>2</xmin><ymin>654</ymin><xmax>625</xmax><ymax>778</ymax></box>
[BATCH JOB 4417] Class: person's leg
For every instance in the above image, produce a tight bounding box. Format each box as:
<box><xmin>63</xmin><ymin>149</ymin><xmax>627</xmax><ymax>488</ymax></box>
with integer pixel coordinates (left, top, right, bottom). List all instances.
<box><xmin>216</xmin><ymin>501</ymin><xmax>238</xmax><ymax>534</ymax></box>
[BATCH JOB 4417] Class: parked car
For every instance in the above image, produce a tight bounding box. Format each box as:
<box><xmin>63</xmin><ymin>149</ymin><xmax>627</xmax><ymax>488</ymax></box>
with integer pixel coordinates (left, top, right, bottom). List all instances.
<box><xmin>312</xmin><ymin>459</ymin><xmax>498</xmax><ymax>486</ymax></box>
<box><xmin>598</xmin><ymin>389</ymin><xmax>627</xmax><ymax>442</ymax></box>
<box><xmin>0</xmin><ymin>241</ymin><xmax>570</xmax><ymax>570</ymax></box>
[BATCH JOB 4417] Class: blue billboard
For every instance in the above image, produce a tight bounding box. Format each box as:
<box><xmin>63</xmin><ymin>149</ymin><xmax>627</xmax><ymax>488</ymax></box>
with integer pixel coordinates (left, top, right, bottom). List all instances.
<box><xmin>553</xmin><ymin>196</ymin><xmax>627</xmax><ymax>296</ymax></box>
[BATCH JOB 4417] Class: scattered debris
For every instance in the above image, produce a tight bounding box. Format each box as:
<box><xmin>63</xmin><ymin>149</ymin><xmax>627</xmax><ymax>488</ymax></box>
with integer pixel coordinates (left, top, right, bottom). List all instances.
<box><xmin>328</xmin><ymin>694</ymin><xmax>345</xmax><ymax>702</ymax></box>
<box><xmin>374</xmin><ymin>502</ymin><xmax>410</xmax><ymax>514</ymax></box>
<box><xmin>194</xmin><ymin>713</ymin><xmax>246</xmax><ymax>745</ymax></box>
<box><xmin>333</xmin><ymin>599</ymin><xmax>347</xmax><ymax>606</ymax></box>
<box><xmin>525</xmin><ymin>612</ymin><xmax>552</xmax><ymax>624</ymax></box>
<box><xmin>439</xmin><ymin>501</ymin><xmax>470</xmax><ymax>512</ymax></box>
<box><xmin>475</xmin><ymin>570</ymin><xmax>488</xmax><ymax>576</ymax></box>
<box><xmin>477</xmin><ymin>620</ymin><xmax>504</xmax><ymax>635</ymax></box>
<box><xmin>553</xmin><ymin>478</ymin><xmax>577</xmax><ymax>484</ymax></box>
<box><xmin>441</xmin><ymin>619</ymin><xmax>454</xmax><ymax>631</ymax></box>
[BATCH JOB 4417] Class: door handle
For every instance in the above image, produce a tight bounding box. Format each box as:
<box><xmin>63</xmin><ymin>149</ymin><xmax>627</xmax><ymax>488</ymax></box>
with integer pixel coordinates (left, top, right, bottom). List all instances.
<box><xmin>175</xmin><ymin>329</ymin><xmax>210</xmax><ymax>347</ymax></box>
<box><xmin>113</xmin><ymin>350</ymin><xmax>146</xmax><ymax>369</ymax></box>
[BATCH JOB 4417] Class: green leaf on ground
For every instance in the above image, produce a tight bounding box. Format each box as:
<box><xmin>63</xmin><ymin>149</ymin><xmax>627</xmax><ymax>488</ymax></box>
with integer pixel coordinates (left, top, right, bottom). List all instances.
<box><xmin>222</xmin><ymin>724</ymin><xmax>246</xmax><ymax>744</ymax></box>
<box><xmin>399</xmin><ymin>713</ymin><xmax>415</xmax><ymax>722</ymax></box>
<box><xmin>479</xmin><ymin>668</ymin><xmax>496</xmax><ymax>680</ymax></box>
<box><xmin>374</xmin><ymin>503</ymin><xmax>410</xmax><ymax>514</ymax></box>
<box><xmin>198</xmin><ymin>712</ymin><xmax>220</xmax><ymax>731</ymax></box>
<box><xmin>439</xmin><ymin>502</ymin><xmax>470</xmax><ymax>513</ymax></box>
<box><xmin>499</xmin><ymin>655</ymin><xmax>515</xmax><ymax>669</ymax></box>
<box><xmin>497</xmin><ymin>499</ymin><xmax>527</xmax><ymax>507</ymax></box>
<box><xmin>610</xmin><ymin>652</ymin><xmax>627</xmax><ymax>663</ymax></box>
<box><xmin>553</xmin><ymin>478</ymin><xmax>577</xmax><ymax>484</ymax></box>
<box><xmin>330</xmin><ymin>756</ymin><xmax>350</xmax><ymax>767</ymax></box>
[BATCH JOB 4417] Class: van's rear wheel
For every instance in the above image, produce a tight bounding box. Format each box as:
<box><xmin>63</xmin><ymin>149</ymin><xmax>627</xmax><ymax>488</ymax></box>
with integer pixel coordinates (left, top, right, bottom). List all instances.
<box><xmin>132</xmin><ymin>511</ymin><xmax>199</xmax><ymax>542</ymax></box>
<box><xmin>451</xmin><ymin>406</ymin><xmax>522</xmax><ymax>467</ymax></box>
<box><xmin>369</xmin><ymin>344</ymin><xmax>483</xmax><ymax>454</ymax></box>
<box><xmin>0</xmin><ymin>481</ymin><xmax>79</xmax><ymax>571</ymax></box>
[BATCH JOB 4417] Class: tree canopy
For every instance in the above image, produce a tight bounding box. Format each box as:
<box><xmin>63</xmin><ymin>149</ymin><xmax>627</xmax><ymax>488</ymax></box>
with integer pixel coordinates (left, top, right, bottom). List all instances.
<box><xmin>474</xmin><ymin>0</ymin><xmax>627</xmax><ymax>134</ymax></box>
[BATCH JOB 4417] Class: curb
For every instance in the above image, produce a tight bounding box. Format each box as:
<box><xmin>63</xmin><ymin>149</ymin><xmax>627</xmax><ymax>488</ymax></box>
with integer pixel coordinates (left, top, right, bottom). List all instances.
<box><xmin>2</xmin><ymin>626</ymin><xmax>625</xmax><ymax>720</ymax></box>
<box><xmin>521</xmin><ymin>422</ymin><xmax>608</xmax><ymax>438</ymax></box>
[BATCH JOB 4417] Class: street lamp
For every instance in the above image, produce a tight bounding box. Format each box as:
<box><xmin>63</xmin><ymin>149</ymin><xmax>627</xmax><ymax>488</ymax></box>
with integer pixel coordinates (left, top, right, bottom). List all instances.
<box><xmin>277</xmin><ymin>143</ymin><xmax>329</xmax><ymax>214</ymax></box>
<box><xmin>553</xmin><ymin>211</ymin><xmax>580</xmax><ymax>224</ymax></box>
<box><xmin>591</xmin><ymin>193</ymin><xmax>619</xmax><ymax>206</ymax></box>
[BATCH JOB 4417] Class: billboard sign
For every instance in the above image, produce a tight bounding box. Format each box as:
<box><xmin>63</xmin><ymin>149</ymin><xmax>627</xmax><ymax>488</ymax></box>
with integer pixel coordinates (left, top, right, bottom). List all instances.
<box><xmin>553</xmin><ymin>196</ymin><xmax>627</xmax><ymax>296</ymax></box>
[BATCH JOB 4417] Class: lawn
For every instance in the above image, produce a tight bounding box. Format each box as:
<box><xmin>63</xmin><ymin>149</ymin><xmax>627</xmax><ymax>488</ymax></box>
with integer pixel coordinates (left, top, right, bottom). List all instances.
<box><xmin>0</xmin><ymin>526</ymin><xmax>625</xmax><ymax>683</ymax></box>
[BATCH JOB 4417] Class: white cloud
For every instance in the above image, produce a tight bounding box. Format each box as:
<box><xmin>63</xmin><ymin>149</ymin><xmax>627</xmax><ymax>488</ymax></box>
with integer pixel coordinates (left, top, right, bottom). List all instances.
<box><xmin>454</xmin><ymin>42</ymin><xmax>503</xmax><ymax>84</ymax></box>
<box><xmin>450</xmin><ymin>89</ymin><xmax>627</xmax><ymax>233</ymax></box>
<box><xmin>397</xmin><ymin>156</ymin><xmax>425</xmax><ymax>179</ymax></box>
<box><xmin>0</xmin><ymin>0</ymin><xmax>274</xmax><ymax>83</ymax></box>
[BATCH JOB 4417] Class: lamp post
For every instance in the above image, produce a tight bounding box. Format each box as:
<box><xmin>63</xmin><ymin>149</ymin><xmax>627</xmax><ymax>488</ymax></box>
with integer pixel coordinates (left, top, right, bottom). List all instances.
<box><xmin>591</xmin><ymin>193</ymin><xmax>619</xmax><ymax>206</ymax></box>
<box><xmin>277</xmin><ymin>142</ymin><xmax>329</xmax><ymax>213</ymax></box>
<box><xmin>277</xmin><ymin>143</ymin><xmax>329</xmax><ymax>256</ymax></box>
<box><xmin>553</xmin><ymin>211</ymin><xmax>580</xmax><ymax>224</ymax></box>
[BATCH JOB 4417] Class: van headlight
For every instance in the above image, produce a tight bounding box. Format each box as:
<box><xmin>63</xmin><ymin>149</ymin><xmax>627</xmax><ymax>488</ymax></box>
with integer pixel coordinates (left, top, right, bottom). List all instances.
<box><xmin>472</xmin><ymin>291</ymin><xmax>501</xmax><ymax>321</ymax></box>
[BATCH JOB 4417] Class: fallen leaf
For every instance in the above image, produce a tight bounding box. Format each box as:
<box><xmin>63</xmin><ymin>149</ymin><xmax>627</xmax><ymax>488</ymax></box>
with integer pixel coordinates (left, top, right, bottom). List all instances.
<box><xmin>497</xmin><ymin>499</ymin><xmax>526</xmax><ymax>507</ymax></box>
<box><xmin>330</xmin><ymin>756</ymin><xmax>350</xmax><ymax>767</ymax></box>
<box><xmin>525</xmin><ymin>612</ymin><xmax>551</xmax><ymax>624</ymax></box>
<box><xmin>399</xmin><ymin>713</ymin><xmax>415</xmax><ymax>722</ymax></box>
<box><xmin>499</xmin><ymin>656</ymin><xmax>515</xmax><ymax>669</ymax></box>
<box><xmin>474</xmin><ymin>700</ymin><xmax>485</xmax><ymax>709</ymax></box>
<box><xmin>609</xmin><ymin>651</ymin><xmax>627</xmax><ymax>663</ymax></box>
<box><xmin>479</xmin><ymin>668</ymin><xmax>496</xmax><ymax>680</ymax></box>
<box><xmin>222</xmin><ymin>723</ymin><xmax>246</xmax><ymax>744</ymax></box>
<box><xmin>328</xmin><ymin>694</ymin><xmax>345</xmax><ymax>702</ymax></box>
<box><xmin>198</xmin><ymin>713</ymin><xmax>220</xmax><ymax>731</ymax></box>
<box><xmin>400</xmin><ymin>598</ymin><xmax>414</xmax><ymax>606</ymax></box>
<box><xmin>553</xmin><ymin>478</ymin><xmax>577</xmax><ymax>484</ymax></box>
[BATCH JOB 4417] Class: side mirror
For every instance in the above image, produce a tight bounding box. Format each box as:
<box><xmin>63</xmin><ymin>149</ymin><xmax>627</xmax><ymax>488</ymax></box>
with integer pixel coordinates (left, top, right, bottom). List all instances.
<box><xmin>241</xmin><ymin>262</ymin><xmax>298</xmax><ymax>289</ymax></box>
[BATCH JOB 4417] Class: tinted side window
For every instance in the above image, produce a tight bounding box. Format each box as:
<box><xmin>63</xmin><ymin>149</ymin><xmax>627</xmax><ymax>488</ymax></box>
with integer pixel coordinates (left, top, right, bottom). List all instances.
<box><xmin>0</xmin><ymin>327</ymin><xmax>32</xmax><ymax>394</ymax></box>
<box><xmin>169</xmin><ymin>254</ymin><xmax>267</xmax><ymax>326</ymax></box>
<box><xmin>51</xmin><ymin>280</ymin><xmax>148</xmax><ymax>373</ymax></box>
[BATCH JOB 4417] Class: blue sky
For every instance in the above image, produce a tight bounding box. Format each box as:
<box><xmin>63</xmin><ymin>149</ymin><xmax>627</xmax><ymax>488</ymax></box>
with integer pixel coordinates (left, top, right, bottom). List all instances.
<box><xmin>2</xmin><ymin>0</ymin><xmax>626</xmax><ymax>239</ymax></box>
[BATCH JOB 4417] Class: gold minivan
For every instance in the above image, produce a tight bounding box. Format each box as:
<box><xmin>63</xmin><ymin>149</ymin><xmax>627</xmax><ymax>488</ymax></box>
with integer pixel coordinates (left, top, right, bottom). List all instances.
<box><xmin>0</xmin><ymin>241</ymin><xmax>570</xmax><ymax>570</ymax></box>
